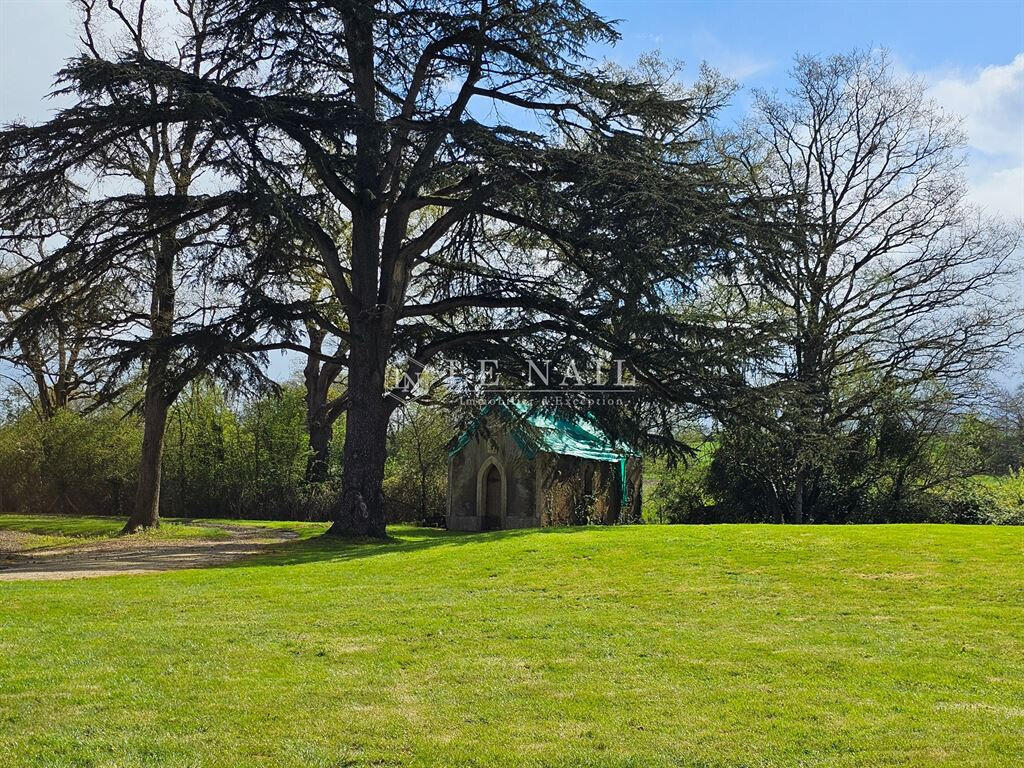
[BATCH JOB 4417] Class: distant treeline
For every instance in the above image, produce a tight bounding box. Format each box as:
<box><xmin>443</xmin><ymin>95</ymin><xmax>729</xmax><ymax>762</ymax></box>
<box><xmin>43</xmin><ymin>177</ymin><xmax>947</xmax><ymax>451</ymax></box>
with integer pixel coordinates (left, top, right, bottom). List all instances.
<box><xmin>4</xmin><ymin>378</ymin><xmax>1024</xmax><ymax>526</ymax></box>
<box><xmin>0</xmin><ymin>382</ymin><xmax>451</xmax><ymax>524</ymax></box>
<box><xmin>647</xmin><ymin>408</ymin><xmax>1024</xmax><ymax>526</ymax></box>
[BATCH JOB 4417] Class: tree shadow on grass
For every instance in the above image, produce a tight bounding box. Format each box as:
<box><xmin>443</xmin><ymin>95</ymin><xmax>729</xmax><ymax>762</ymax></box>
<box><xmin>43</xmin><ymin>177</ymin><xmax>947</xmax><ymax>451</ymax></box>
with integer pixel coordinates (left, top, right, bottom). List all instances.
<box><xmin>222</xmin><ymin>523</ymin><xmax>618</xmax><ymax>570</ymax></box>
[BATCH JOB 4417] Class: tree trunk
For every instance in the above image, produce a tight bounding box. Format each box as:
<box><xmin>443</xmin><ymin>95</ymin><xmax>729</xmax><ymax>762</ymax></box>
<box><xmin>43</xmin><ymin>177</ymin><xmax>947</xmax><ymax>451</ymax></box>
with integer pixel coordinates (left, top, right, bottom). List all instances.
<box><xmin>123</xmin><ymin>382</ymin><xmax>170</xmax><ymax>533</ymax></box>
<box><xmin>327</xmin><ymin>340</ymin><xmax>389</xmax><ymax>538</ymax></box>
<box><xmin>303</xmin><ymin>324</ymin><xmax>331</xmax><ymax>483</ymax></box>
<box><xmin>791</xmin><ymin>471</ymin><xmax>805</xmax><ymax>524</ymax></box>
<box><xmin>302</xmin><ymin>324</ymin><xmax>347</xmax><ymax>483</ymax></box>
<box><xmin>123</xmin><ymin>234</ymin><xmax>176</xmax><ymax>534</ymax></box>
<box><xmin>305</xmin><ymin>416</ymin><xmax>333</xmax><ymax>483</ymax></box>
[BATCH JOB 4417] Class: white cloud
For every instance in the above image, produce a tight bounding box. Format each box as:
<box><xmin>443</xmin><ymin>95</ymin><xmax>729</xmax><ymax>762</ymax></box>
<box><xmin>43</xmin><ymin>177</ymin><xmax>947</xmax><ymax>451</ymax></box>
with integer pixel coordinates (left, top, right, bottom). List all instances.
<box><xmin>929</xmin><ymin>54</ymin><xmax>1024</xmax><ymax>159</ymax></box>
<box><xmin>967</xmin><ymin>164</ymin><xmax>1024</xmax><ymax>221</ymax></box>
<box><xmin>688</xmin><ymin>29</ymin><xmax>773</xmax><ymax>82</ymax></box>
<box><xmin>925</xmin><ymin>54</ymin><xmax>1024</xmax><ymax>220</ymax></box>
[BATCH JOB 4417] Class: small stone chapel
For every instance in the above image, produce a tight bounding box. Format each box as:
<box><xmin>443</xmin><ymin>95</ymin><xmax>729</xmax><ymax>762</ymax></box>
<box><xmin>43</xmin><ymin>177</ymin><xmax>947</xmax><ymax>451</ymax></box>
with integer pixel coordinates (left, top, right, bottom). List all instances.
<box><xmin>446</xmin><ymin>402</ymin><xmax>642</xmax><ymax>531</ymax></box>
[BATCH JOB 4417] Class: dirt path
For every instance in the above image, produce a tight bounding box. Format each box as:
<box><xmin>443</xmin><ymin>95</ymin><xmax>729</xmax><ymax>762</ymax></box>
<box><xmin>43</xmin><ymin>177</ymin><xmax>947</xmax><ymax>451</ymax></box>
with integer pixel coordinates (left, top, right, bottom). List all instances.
<box><xmin>0</xmin><ymin>524</ymin><xmax>299</xmax><ymax>581</ymax></box>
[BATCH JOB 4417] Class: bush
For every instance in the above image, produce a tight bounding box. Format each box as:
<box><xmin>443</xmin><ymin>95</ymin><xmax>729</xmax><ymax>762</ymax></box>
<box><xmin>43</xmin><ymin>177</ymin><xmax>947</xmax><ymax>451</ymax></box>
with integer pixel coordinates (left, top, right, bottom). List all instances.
<box><xmin>0</xmin><ymin>407</ymin><xmax>140</xmax><ymax>516</ymax></box>
<box><xmin>850</xmin><ymin>477</ymin><xmax>1023</xmax><ymax>525</ymax></box>
<box><xmin>383</xmin><ymin>404</ymin><xmax>452</xmax><ymax>525</ymax></box>
<box><xmin>646</xmin><ymin>443</ymin><xmax>730</xmax><ymax>523</ymax></box>
<box><xmin>651</xmin><ymin>422</ymin><xmax>1024</xmax><ymax>526</ymax></box>
<box><xmin>161</xmin><ymin>383</ymin><xmax>339</xmax><ymax>520</ymax></box>
<box><xmin>928</xmin><ymin>482</ymin><xmax>1009</xmax><ymax>524</ymax></box>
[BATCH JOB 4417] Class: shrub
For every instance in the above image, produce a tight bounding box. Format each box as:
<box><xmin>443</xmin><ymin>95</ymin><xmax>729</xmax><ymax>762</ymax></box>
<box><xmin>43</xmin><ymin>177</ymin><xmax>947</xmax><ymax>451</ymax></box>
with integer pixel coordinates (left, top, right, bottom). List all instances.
<box><xmin>857</xmin><ymin>479</ymin><xmax>1023</xmax><ymax>525</ymax></box>
<box><xmin>647</xmin><ymin>443</ymin><xmax>726</xmax><ymax>523</ymax></box>
<box><xmin>383</xmin><ymin>404</ymin><xmax>451</xmax><ymax>525</ymax></box>
<box><xmin>0</xmin><ymin>406</ymin><xmax>140</xmax><ymax>515</ymax></box>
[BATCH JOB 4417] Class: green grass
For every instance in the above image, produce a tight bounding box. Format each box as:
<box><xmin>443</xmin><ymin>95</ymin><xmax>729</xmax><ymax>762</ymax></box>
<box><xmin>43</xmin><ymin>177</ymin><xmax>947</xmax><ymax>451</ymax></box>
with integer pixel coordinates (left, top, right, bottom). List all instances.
<box><xmin>0</xmin><ymin>514</ymin><xmax>232</xmax><ymax>547</ymax></box>
<box><xmin>187</xmin><ymin>517</ymin><xmax>329</xmax><ymax>540</ymax></box>
<box><xmin>1</xmin><ymin>523</ymin><xmax>1022</xmax><ymax>767</ymax></box>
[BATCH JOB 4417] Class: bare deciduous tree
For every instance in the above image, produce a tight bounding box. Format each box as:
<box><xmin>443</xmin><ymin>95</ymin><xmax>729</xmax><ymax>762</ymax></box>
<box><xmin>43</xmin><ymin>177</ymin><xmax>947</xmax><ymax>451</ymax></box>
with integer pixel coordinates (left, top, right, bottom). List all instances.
<box><xmin>722</xmin><ymin>49</ymin><xmax>1023</xmax><ymax>522</ymax></box>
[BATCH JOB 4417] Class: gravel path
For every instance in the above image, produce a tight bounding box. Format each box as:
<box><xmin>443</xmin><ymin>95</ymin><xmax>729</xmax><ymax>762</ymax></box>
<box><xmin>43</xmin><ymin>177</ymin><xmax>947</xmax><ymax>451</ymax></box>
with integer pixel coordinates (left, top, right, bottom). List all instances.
<box><xmin>0</xmin><ymin>524</ymin><xmax>299</xmax><ymax>581</ymax></box>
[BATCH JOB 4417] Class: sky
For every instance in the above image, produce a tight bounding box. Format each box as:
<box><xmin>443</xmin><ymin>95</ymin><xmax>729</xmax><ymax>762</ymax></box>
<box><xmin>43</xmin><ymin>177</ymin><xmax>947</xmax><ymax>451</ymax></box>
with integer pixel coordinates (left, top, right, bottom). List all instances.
<box><xmin>586</xmin><ymin>0</ymin><xmax>1024</xmax><ymax>221</ymax></box>
<box><xmin>2</xmin><ymin>0</ymin><xmax>1022</xmax><ymax>218</ymax></box>
<box><xmin>1</xmin><ymin>0</ymin><xmax>1022</xmax><ymax>380</ymax></box>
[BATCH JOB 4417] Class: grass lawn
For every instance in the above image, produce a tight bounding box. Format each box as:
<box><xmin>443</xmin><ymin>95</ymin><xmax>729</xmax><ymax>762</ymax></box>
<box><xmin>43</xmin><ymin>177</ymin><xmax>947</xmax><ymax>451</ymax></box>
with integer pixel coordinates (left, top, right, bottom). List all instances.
<box><xmin>0</xmin><ymin>522</ymin><xmax>1021</xmax><ymax>767</ymax></box>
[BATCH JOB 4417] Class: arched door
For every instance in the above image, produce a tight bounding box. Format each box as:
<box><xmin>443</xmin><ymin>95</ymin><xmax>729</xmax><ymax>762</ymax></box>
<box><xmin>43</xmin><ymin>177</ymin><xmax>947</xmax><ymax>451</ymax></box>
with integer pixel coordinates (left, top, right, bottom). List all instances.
<box><xmin>483</xmin><ymin>464</ymin><xmax>503</xmax><ymax>531</ymax></box>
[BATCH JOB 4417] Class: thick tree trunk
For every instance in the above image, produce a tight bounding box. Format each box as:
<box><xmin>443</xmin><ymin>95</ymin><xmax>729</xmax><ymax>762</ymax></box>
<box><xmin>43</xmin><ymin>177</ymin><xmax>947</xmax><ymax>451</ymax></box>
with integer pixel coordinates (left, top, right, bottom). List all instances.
<box><xmin>123</xmin><ymin>382</ymin><xmax>170</xmax><ymax>533</ymax></box>
<box><xmin>327</xmin><ymin>340</ymin><xmax>389</xmax><ymax>538</ymax></box>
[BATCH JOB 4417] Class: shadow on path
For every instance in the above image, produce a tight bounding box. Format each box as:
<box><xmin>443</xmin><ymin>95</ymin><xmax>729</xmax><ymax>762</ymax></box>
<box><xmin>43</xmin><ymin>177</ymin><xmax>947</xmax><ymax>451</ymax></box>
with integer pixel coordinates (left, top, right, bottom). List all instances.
<box><xmin>0</xmin><ymin>518</ymin><xmax>616</xmax><ymax>580</ymax></box>
<box><xmin>0</xmin><ymin>524</ymin><xmax>299</xmax><ymax>581</ymax></box>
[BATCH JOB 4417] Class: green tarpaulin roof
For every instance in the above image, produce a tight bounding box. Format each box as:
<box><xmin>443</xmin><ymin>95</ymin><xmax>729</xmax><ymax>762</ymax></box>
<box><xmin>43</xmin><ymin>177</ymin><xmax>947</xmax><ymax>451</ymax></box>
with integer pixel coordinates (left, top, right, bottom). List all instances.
<box><xmin>449</xmin><ymin>401</ymin><xmax>632</xmax><ymax>503</ymax></box>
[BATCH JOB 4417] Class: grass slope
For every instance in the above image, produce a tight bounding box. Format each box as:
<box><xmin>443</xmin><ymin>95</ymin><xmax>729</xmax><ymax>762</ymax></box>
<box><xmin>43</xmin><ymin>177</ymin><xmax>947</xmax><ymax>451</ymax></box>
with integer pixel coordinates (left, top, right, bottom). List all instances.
<box><xmin>0</xmin><ymin>523</ymin><xmax>1021</xmax><ymax>768</ymax></box>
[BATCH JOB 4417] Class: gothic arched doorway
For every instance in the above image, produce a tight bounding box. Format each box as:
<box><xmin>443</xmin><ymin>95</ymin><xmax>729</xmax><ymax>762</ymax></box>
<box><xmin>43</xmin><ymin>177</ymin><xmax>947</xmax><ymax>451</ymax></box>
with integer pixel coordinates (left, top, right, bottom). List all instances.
<box><xmin>482</xmin><ymin>463</ymin><xmax>503</xmax><ymax>531</ymax></box>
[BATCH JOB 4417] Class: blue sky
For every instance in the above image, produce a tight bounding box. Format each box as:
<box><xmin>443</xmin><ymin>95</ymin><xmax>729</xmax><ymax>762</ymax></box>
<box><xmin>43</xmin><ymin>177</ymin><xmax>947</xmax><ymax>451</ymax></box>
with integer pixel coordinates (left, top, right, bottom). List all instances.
<box><xmin>1</xmin><ymin>0</ymin><xmax>1022</xmax><ymax>381</ymax></box>
<box><xmin>578</xmin><ymin>1</ymin><xmax>1024</xmax><ymax>222</ymax></box>
<box><xmin>591</xmin><ymin>1</ymin><xmax>1023</xmax><ymax>78</ymax></box>
<box><xmin>3</xmin><ymin>1</ymin><xmax>1021</xmax><ymax>115</ymax></box>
